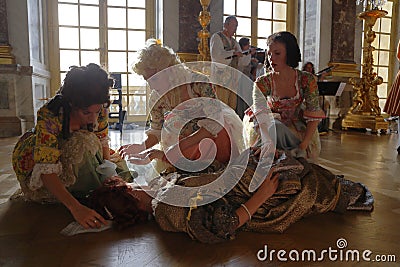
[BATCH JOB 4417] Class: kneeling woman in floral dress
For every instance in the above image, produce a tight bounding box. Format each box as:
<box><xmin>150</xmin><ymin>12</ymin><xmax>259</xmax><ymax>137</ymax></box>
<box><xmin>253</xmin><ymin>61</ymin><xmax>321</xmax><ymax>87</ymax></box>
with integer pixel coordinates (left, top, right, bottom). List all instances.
<box><xmin>12</xmin><ymin>63</ymin><xmax>130</xmax><ymax>229</ymax></box>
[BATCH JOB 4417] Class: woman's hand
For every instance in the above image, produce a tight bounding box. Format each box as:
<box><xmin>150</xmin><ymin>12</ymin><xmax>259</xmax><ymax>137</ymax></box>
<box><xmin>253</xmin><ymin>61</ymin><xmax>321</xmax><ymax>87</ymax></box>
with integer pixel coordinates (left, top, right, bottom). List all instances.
<box><xmin>41</xmin><ymin>173</ymin><xmax>108</xmax><ymax>229</ymax></box>
<box><xmin>69</xmin><ymin>203</ymin><xmax>108</xmax><ymax>229</ymax></box>
<box><xmin>235</xmin><ymin>168</ymin><xmax>280</xmax><ymax>228</ymax></box>
<box><xmin>258</xmin><ymin>170</ymin><xmax>280</xmax><ymax>198</ymax></box>
<box><xmin>127</xmin><ymin>149</ymin><xmax>165</xmax><ymax>165</ymax></box>
<box><xmin>118</xmin><ymin>143</ymin><xmax>146</xmax><ymax>158</ymax></box>
<box><xmin>147</xmin><ymin>149</ymin><xmax>165</xmax><ymax>161</ymax></box>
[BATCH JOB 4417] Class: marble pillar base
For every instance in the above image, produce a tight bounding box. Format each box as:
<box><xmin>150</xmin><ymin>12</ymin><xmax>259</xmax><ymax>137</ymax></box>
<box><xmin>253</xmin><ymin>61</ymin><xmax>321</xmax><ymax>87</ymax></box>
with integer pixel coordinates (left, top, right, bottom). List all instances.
<box><xmin>0</xmin><ymin>64</ymin><xmax>34</xmax><ymax>137</ymax></box>
<box><xmin>0</xmin><ymin>116</ymin><xmax>21</xmax><ymax>137</ymax></box>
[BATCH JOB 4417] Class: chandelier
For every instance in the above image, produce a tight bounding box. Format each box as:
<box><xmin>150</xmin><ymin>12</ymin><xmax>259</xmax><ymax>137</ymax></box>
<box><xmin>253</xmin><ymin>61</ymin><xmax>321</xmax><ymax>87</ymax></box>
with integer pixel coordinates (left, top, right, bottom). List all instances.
<box><xmin>356</xmin><ymin>0</ymin><xmax>387</xmax><ymax>10</ymax></box>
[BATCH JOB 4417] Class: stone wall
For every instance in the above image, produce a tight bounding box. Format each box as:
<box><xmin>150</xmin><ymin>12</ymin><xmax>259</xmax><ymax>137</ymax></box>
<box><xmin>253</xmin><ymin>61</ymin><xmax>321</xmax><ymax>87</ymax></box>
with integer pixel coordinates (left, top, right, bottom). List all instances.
<box><xmin>0</xmin><ymin>0</ymin><xmax>51</xmax><ymax>137</ymax></box>
<box><xmin>331</xmin><ymin>0</ymin><xmax>357</xmax><ymax>64</ymax></box>
<box><xmin>178</xmin><ymin>0</ymin><xmax>202</xmax><ymax>53</ymax></box>
<box><xmin>163</xmin><ymin>0</ymin><xmax>222</xmax><ymax>54</ymax></box>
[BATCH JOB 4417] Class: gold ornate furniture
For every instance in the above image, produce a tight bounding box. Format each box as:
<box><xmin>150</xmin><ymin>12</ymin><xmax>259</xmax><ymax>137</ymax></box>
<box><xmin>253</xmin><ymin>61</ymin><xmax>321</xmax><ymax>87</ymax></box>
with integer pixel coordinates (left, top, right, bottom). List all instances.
<box><xmin>342</xmin><ymin>0</ymin><xmax>389</xmax><ymax>133</ymax></box>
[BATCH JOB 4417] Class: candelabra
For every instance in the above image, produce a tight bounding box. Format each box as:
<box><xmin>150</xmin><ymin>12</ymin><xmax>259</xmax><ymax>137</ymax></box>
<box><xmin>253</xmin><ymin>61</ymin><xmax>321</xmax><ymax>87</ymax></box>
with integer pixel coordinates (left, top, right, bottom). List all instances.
<box><xmin>342</xmin><ymin>0</ymin><xmax>388</xmax><ymax>133</ymax></box>
<box><xmin>197</xmin><ymin>0</ymin><xmax>211</xmax><ymax>61</ymax></box>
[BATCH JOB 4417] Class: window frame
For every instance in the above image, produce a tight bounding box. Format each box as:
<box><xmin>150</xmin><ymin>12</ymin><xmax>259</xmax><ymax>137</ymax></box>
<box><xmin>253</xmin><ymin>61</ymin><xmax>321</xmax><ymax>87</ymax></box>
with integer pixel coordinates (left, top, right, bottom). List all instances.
<box><xmin>222</xmin><ymin>0</ymin><xmax>297</xmax><ymax>48</ymax></box>
<box><xmin>47</xmin><ymin>0</ymin><xmax>156</xmax><ymax>122</ymax></box>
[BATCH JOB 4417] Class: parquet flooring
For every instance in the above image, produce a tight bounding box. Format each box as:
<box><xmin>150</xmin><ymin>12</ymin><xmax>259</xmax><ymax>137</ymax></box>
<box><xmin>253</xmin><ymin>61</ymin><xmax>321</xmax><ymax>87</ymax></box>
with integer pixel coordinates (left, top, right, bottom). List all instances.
<box><xmin>0</xmin><ymin>129</ymin><xmax>399</xmax><ymax>266</ymax></box>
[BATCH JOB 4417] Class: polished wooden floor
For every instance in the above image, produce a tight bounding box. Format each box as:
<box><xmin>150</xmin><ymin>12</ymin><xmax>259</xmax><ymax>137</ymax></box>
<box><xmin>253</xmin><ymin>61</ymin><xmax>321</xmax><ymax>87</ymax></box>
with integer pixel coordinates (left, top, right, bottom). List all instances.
<box><xmin>0</xmin><ymin>128</ymin><xmax>399</xmax><ymax>266</ymax></box>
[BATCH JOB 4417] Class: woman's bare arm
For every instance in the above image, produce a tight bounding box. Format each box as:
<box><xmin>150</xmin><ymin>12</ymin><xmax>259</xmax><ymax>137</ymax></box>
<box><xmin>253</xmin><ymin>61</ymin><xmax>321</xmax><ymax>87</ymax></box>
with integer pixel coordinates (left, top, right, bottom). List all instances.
<box><xmin>235</xmin><ymin>172</ymin><xmax>280</xmax><ymax>228</ymax></box>
<box><xmin>299</xmin><ymin>120</ymin><xmax>319</xmax><ymax>150</ymax></box>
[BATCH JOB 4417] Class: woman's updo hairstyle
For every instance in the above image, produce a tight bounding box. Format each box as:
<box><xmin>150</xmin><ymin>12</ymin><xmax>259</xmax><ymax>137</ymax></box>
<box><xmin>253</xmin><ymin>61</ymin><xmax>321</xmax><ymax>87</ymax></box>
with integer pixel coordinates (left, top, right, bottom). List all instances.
<box><xmin>59</xmin><ymin>63</ymin><xmax>111</xmax><ymax>109</ymax></box>
<box><xmin>266</xmin><ymin>31</ymin><xmax>302</xmax><ymax>68</ymax></box>
<box><xmin>47</xmin><ymin>63</ymin><xmax>112</xmax><ymax>138</ymax></box>
<box><xmin>132</xmin><ymin>39</ymin><xmax>181</xmax><ymax>78</ymax></box>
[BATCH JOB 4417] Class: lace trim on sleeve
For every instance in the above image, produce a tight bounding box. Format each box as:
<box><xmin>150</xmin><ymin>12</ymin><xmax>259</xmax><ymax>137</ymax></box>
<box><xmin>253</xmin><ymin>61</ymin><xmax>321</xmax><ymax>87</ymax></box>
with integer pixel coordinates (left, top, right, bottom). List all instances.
<box><xmin>304</xmin><ymin>117</ymin><xmax>323</xmax><ymax>122</ymax></box>
<box><xmin>303</xmin><ymin>110</ymin><xmax>326</xmax><ymax>122</ymax></box>
<box><xmin>100</xmin><ymin>136</ymin><xmax>110</xmax><ymax>147</ymax></box>
<box><xmin>58</xmin><ymin>131</ymin><xmax>103</xmax><ymax>187</ymax></box>
<box><xmin>29</xmin><ymin>162</ymin><xmax>62</xmax><ymax>191</ymax></box>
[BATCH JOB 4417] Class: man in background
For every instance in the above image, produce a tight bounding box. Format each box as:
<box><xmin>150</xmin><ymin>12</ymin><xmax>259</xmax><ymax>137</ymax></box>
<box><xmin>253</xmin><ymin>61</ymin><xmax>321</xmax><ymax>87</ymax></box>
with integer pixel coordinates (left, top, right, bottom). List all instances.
<box><xmin>210</xmin><ymin>16</ymin><xmax>252</xmax><ymax>113</ymax></box>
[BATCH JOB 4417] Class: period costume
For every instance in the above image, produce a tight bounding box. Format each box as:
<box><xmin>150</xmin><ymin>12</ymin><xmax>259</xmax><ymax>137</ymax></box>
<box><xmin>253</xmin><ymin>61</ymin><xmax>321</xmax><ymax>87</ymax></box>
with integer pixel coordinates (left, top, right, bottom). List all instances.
<box><xmin>251</xmin><ymin>70</ymin><xmax>325</xmax><ymax>160</ymax></box>
<box><xmin>152</xmin><ymin>151</ymin><xmax>374</xmax><ymax>243</ymax></box>
<box><xmin>210</xmin><ymin>31</ymin><xmax>252</xmax><ymax>111</ymax></box>
<box><xmin>384</xmin><ymin>66</ymin><xmax>400</xmax><ymax>153</ymax></box>
<box><xmin>12</xmin><ymin>104</ymin><xmax>130</xmax><ymax>202</ymax></box>
<box><xmin>384</xmin><ymin>69</ymin><xmax>400</xmax><ymax>116</ymax></box>
<box><xmin>147</xmin><ymin>70</ymin><xmax>244</xmax><ymax>168</ymax></box>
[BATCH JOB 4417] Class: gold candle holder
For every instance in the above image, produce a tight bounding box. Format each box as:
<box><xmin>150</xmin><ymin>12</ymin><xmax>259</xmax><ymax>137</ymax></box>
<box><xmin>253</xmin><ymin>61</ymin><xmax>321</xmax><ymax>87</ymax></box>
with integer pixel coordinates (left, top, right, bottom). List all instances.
<box><xmin>342</xmin><ymin>7</ymin><xmax>388</xmax><ymax>133</ymax></box>
<box><xmin>197</xmin><ymin>0</ymin><xmax>211</xmax><ymax>61</ymax></box>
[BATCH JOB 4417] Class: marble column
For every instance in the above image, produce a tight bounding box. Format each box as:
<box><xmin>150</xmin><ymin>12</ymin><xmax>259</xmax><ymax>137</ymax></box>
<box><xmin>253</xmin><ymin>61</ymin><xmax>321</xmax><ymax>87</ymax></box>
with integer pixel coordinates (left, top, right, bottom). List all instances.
<box><xmin>175</xmin><ymin>0</ymin><xmax>203</xmax><ymax>62</ymax></box>
<box><xmin>325</xmin><ymin>0</ymin><xmax>363</xmax><ymax>130</ymax></box>
<box><xmin>0</xmin><ymin>0</ymin><xmax>38</xmax><ymax>137</ymax></box>
<box><xmin>0</xmin><ymin>0</ymin><xmax>15</xmax><ymax>64</ymax></box>
<box><xmin>0</xmin><ymin>65</ymin><xmax>33</xmax><ymax>137</ymax></box>
<box><xmin>329</xmin><ymin>0</ymin><xmax>359</xmax><ymax>78</ymax></box>
<box><xmin>179</xmin><ymin>0</ymin><xmax>202</xmax><ymax>53</ymax></box>
<box><xmin>0</xmin><ymin>0</ymin><xmax>19</xmax><ymax>137</ymax></box>
<box><xmin>164</xmin><ymin>0</ymin><xmax>222</xmax><ymax>61</ymax></box>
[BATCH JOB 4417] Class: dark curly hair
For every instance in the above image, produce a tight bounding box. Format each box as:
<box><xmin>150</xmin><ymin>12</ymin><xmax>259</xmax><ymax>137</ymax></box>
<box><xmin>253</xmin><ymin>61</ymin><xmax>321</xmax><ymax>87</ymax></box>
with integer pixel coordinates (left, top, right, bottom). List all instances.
<box><xmin>59</xmin><ymin>63</ymin><xmax>111</xmax><ymax>108</ymax></box>
<box><xmin>266</xmin><ymin>31</ymin><xmax>301</xmax><ymax>68</ymax></box>
<box><xmin>86</xmin><ymin>176</ymin><xmax>149</xmax><ymax>230</ymax></box>
<box><xmin>47</xmin><ymin>63</ymin><xmax>112</xmax><ymax>138</ymax></box>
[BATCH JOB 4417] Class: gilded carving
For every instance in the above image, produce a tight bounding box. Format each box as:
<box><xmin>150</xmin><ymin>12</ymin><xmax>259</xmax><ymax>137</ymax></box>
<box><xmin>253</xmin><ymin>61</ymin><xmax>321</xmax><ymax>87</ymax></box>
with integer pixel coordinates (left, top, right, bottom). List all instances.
<box><xmin>342</xmin><ymin>8</ymin><xmax>388</xmax><ymax>132</ymax></box>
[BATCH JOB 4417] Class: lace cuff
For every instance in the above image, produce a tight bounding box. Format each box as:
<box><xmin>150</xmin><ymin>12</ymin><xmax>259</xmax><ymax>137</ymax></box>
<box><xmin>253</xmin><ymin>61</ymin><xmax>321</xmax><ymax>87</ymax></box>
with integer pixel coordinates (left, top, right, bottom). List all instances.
<box><xmin>197</xmin><ymin>119</ymin><xmax>223</xmax><ymax>137</ymax></box>
<box><xmin>100</xmin><ymin>136</ymin><xmax>110</xmax><ymax>147</ymax></box>
<box><xmin>29</xmin><ymin>162</ymin><xmax>63</xmax><ymax>191</ymax></box>
<box><xmin>303</xmin><ymin>110</ymin><xmax>325</xmax><ymax>122</ymax></box>
<box><xmin>305</xmin><ymin>117</ymin><xmax>323</xmax><ymax>122</ymax></box>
